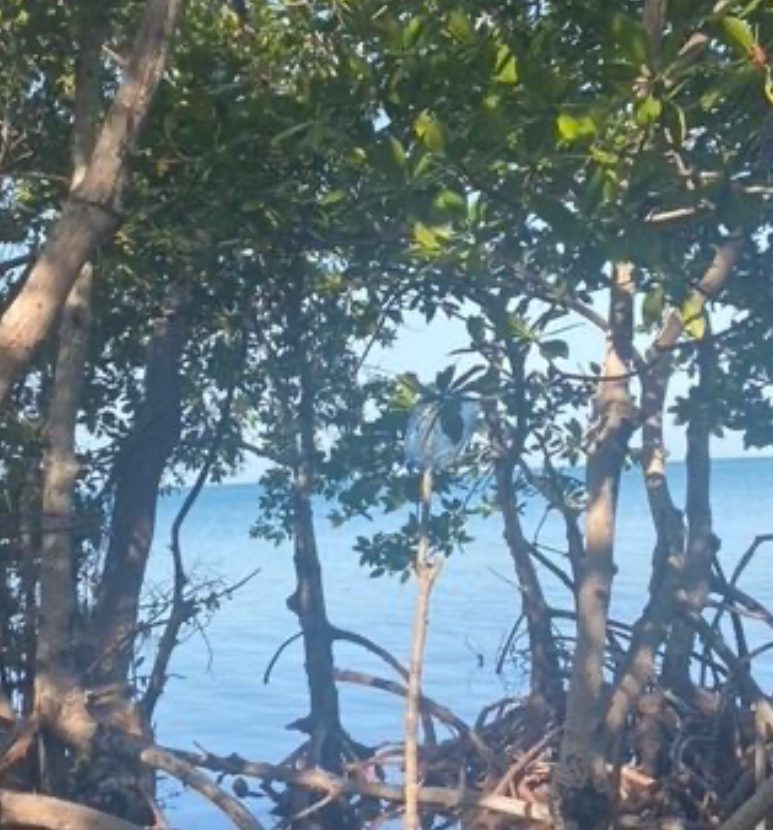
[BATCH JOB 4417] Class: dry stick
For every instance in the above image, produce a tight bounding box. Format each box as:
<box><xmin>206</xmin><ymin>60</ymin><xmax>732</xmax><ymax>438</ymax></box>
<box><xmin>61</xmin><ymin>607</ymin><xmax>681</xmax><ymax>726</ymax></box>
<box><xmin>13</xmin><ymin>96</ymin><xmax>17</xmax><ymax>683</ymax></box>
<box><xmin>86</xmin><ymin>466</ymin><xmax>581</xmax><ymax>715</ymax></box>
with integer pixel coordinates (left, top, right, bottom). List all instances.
<box><xmin>0</xmin><ymin>790</ymin><xmax>142</xmax><ymax>830</ymax></box>
<box><xmin>404</xmin><ymin>467</ymin><xmax>441</xmax><ymax>830</ymax></box>
<box><xmin>169</xmin><ymin>746</ymin><xmax>551</xmax><ymax>825</ymax></box>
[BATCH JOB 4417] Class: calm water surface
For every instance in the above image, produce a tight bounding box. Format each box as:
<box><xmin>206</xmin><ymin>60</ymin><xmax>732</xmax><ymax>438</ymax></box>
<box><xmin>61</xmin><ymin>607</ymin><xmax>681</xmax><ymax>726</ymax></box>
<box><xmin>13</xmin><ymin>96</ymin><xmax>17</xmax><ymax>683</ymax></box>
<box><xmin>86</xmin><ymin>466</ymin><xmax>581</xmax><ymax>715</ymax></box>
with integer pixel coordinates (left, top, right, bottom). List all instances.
<box><xmin>148</xmin><ymin>458</ymin><xmax>773</xmax><ymax>827</ymax></box>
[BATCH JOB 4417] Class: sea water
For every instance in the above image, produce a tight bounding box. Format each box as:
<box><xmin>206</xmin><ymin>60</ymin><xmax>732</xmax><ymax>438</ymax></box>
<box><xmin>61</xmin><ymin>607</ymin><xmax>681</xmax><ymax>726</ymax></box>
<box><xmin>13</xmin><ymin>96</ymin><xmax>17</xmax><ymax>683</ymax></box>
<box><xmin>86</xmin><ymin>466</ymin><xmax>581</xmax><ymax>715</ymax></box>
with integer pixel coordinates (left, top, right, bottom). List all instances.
<box><xmin>148</xmin><ymin>458</ymin><xmax>773</xmax><ymax>827</ymax></box>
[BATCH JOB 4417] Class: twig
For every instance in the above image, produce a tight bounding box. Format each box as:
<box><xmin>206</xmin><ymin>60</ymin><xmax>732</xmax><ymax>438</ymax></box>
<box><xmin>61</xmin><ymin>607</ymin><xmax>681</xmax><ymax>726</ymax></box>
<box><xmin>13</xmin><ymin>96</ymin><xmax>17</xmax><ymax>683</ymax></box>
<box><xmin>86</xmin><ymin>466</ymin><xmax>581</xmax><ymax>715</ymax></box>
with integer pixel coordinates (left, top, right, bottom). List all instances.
<box><xmin>263</xmin><ymin>631</ymin><xmax>304</xmax><ymax>684</ymax></box>
<box><xmin>730</xmin><ymin>534</ymin><xmax>773</xmax><ymax>588</ymax></box>
<box><xmin>143</xmin><ymin>341</ymin><xmax>244</xmax><ymax>717</ymax></box>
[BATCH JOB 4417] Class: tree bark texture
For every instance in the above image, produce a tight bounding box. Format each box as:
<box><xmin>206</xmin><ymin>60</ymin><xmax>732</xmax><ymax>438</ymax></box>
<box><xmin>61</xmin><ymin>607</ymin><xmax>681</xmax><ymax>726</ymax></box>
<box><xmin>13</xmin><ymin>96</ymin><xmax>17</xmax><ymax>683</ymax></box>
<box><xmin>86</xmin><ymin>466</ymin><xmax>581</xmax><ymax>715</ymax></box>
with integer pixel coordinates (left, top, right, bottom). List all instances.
<box><xmin>553</xmin><ymin>263</ymin><xmax>636</xmax><ymax>829</ymax></box>
<box><xmin>601</xmin><ymin>238</ymin><xmax>741</xmax><ymax>750</ymax></box>
<box><xmin>0</xmin><ymin>0</ymin><xmax>185</xmax><ymax>407</ymax></box>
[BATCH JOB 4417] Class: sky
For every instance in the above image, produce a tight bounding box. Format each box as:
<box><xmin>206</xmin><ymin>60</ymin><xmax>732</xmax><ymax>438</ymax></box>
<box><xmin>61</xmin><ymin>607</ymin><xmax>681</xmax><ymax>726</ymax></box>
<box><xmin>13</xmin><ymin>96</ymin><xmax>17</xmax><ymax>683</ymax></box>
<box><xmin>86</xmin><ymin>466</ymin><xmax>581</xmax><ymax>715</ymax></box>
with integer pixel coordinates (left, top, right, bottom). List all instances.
<box><xmin>229</xmin><ymin>296</ymin><xmax>769</xmax><ymax>484</ymax></box>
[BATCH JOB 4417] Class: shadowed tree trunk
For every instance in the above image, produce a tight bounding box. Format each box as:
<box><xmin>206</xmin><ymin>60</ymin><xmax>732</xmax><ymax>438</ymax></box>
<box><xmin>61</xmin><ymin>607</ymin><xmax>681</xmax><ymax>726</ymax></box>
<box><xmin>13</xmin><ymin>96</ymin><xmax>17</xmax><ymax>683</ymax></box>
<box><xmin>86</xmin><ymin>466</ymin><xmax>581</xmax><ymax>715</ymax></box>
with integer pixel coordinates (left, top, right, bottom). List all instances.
<box><xmin>35</xmin><ymin>7</ymin><xmax>104</xmax><ymax>790</ymax></box>
<box><xmin>553</xmin><ymin>262</ymin><xmax>636</xmax><ymax>830</ymax></box>
<box><xmin>482</xmin><ymin>395</ymin><xmax>563</xmax><ymax>711</ymax></box>
<box><xmin>35</xmin><ymin>266</ymin><xmax>93</xmax><ymax>789</ymax></box>
<box><xmin>90</xmin><ymin>290</ymin><xmax>186</xmax><ymax>684</ymax></box>
<box><xmin>287</xmin><ymin>343</ymin><xmax>343</xmax><ymax>774</ymax></box>
<box><xmin>661</xmin><ymin>339</ymin><xmax>715</xmax><ymax>693</ymax></box>
<box><xmin>0</xmin><ymin>0</ymin><xmax>185</xmax><ymax>408</ymax></box>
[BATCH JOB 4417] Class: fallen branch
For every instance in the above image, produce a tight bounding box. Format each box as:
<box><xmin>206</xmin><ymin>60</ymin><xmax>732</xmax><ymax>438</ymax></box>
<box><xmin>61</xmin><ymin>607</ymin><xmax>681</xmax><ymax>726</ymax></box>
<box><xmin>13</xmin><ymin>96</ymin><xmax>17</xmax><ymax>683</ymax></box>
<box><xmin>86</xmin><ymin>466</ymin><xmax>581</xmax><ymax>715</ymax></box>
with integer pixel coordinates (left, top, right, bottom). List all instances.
<box><xmin>0</xmin><ymin>790</ymin><xmax>141</xmax><ymax>830</ymax></box>
<box><xmin>134</xmin><ymin>742</ymin><xmax>264</xmax><ymax>830</ymax></box>
<box><xmin>169</xmin><ymin>746</ymin><xmax>551</xmax><ymax>825</ymax></box>
<box><xmin>333</xmin><ymin>668</ymin><xmax>491</xmax><ymax>760</ymax></box>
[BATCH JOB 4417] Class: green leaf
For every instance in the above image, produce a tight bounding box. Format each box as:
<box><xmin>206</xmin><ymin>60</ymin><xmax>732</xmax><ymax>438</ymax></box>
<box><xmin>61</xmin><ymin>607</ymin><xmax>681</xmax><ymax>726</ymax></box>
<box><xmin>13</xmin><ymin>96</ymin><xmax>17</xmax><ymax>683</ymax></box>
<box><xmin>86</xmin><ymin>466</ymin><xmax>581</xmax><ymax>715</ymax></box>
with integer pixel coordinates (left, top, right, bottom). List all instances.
<box><xmin>435</xmin><ymin>366</ymin><xmax>456</xmax><ymax>392</ymax></box>
<box><xmin>635</xmin><ymin>95</ymin><xmax>662</xmax><ymax>126</ymax></box>
<box><xmin>319</xmin><ymin>189</ymin><xmax>346</xmax><ymax>206</ymax></box>
<box><xmin>433</xmin><ymin>189</ymin><xmax>466</xmax><ymax>213</ymax></box>
<box><xmin>680</xmin><ymin>294</ymin><xmax>706</xmax><ymax>340</ymax></box>
<box><xmin>507</xmin><ymin>314</ymin><xmax>535</xmax><ymax>342</ymax></box>
<box><xmin>539</xmin><ymin>339</ymin><xmax>569</xmax><ymax>360</ymax></box>
<box><xmin>765</xmin><ymin>68</ymin><xmax>773</xmax><ymax>106</ymax></box>
<box><xmin>447</xmin><ymin>10</ymin><xmax>474</xmax><ymax>43</ymax></box>
<box><xmin>393</xmin><ymin>374</ymin><xmax>422</xmax><ymax>410</ymax></box>
<box><xmin>610</xmin><ymin>13</ymin><xmax>649</xmax><ymax>66</ymax></box>
<box><xmin>440</xmin><ymin>400</ymin><xmax>465</xmax><ymax>443</ymax></box>
<box><xmin>403</xmin><ymin>16</ymin><xmax>423</xmax><ymax>47</ymax></box>
<box><xmin>466</xmin><ymin>315</ymin><xmax>486</xmax><ymax>343</ymax></box>
<box><xmin>413</xmin><ymin>221</ymin><xmax>440</xmax><ymax>252</ymax></box>
<box><xmin>492</xmin><ymin>43</ymin><xmax>518</xmax><ymax>85</ymax></box>
<box><xmin>719</xmin><ymin>15</ymin><xmax>756</xmax><ymax>57</ymax></box>
<box><xmin>642</xmin><ymin>285</ymin><xmax>665</xmax><ymax>327</ymax></box>
<box><xmin>556</xmin><ymin>113</ymin><xmax>596</xmax><ymax>142</ymax></box>
<box><xmin>415</xmin><ymin>111</ymin><xmax>445</xmax><ymax>152</ymax></box>
<box><xmin>389</xmin><ymin>136</ymin><xmax>407</xmax><ymax>168</ymax></box>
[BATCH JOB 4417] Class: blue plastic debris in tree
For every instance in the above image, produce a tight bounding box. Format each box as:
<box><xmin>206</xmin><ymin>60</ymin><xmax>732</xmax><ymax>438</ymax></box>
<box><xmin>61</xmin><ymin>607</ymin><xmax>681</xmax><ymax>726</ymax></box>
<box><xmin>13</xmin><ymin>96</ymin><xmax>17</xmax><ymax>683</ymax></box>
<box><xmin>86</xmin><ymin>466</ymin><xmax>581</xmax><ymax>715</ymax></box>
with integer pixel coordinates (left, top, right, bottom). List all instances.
<box><xmin>404</xmin><ymin>399</ymin><xmax>479</xmax><ymax>472</ymax></box>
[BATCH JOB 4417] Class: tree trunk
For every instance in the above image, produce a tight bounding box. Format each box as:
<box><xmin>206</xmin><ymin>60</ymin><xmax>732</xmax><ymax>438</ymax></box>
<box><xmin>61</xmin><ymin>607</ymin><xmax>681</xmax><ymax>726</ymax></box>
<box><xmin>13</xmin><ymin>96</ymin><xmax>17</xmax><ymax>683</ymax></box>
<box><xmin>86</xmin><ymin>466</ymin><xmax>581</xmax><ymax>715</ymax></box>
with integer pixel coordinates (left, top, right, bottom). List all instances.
<box><xmin>661</xmin><ymin>339</ymin><xmax>715</xmax><ymax>693</ymax></box>
<box><xmin>90</xmin><ymin>290</ymin><xmax>186</xmax><ymax>684</ymax></box>
<box><xmin>37</xmin><ymin>0</ymin><xmax>104</xmax><ymax>687</ymax></box>
<box><xmin>0</xmin><ymin>0</ymin><xmax>185</xmax><ymax>407</ymax></box>
<box><xmin>285</xmin><ymin>337</ymin><xmax>352</xmax><ymax>830</ymax></box>
<box><xmin>35</xmin><ymin>267</ymin><xmax>93</xmax><ymax>790</ymax></box>
<box><xmin>287</xmin><ymin>348</ymin><xmax>343</xmax><ymax>772</ymax></box>
<box><xmin>482</xmin><ymin>400</ymin><xmax>562</xmax><ymax>710</ymax></box>
<box><xmin>600</xmin><ymin>239</ymin><xmax>742</xmax><ymax>752</ymax></box>
<box><xmin>553</xmin><ymin>263</ymin><xmax>636</xmax><ymax>830</ymax></box>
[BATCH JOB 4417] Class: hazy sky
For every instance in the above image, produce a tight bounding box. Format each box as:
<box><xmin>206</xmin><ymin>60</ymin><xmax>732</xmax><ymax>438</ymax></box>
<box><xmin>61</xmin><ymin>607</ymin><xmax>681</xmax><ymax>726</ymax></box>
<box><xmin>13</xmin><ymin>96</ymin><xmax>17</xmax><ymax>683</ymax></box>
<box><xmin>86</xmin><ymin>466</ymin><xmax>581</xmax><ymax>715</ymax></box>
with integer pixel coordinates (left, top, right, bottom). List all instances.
<box><xmin>230</xmin><ymin>297</ymin><xmax>767</xmax><ymax>483</ymax></box>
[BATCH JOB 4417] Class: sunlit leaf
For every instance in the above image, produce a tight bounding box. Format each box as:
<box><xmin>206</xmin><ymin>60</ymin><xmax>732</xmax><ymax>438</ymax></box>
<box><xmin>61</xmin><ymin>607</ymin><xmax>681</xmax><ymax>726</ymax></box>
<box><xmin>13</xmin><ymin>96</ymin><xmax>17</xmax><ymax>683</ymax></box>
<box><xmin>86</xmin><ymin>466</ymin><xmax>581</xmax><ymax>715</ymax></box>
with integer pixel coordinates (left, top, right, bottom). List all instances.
<box><xmin>415</xmin><ymin>110</ymin><xmax>445</xmax><ymax>152</ymax></box>
<box><xmin>556</xmin><ymin>113</ymin><xmax>596</xmax><ymax>142</ymax></box>
<box><xmin>434</xmin><ymin>189</ymin><xmax>466</xmax><ymax>213</ymax></box>
<box><xmin>447</xmin><ymin>10</ymin><xmax>474</xmax><ymax>43</ymax></box>
<box><xmin>635</xmin><ymin>95</ymin><xmax>662</xmax><ymax>125</ymax></box>
<box><xmin>719</xmin><ymin>15</ymin><xmax>756</xmax><ymax>57</ymax></box>
<box><xmin>680</xmin><ymin>294</ymin><xmax>707</xmax><ymax>340</ymax></box>
<box><xmin>492</xmin><ymin>44</ymin><xmax>518</xmax><ymax>84</ymax></box>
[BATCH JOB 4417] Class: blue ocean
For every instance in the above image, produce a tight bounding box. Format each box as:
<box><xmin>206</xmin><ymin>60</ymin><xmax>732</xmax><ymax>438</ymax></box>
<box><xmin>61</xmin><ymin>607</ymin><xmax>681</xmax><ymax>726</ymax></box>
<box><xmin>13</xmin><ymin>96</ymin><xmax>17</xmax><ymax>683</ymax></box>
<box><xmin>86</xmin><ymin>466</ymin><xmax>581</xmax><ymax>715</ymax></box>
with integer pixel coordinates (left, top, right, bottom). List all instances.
<box><xmin>148</xmin><ymin>458</ymin><xmax>773</xmax><ymax>827</ymax></box>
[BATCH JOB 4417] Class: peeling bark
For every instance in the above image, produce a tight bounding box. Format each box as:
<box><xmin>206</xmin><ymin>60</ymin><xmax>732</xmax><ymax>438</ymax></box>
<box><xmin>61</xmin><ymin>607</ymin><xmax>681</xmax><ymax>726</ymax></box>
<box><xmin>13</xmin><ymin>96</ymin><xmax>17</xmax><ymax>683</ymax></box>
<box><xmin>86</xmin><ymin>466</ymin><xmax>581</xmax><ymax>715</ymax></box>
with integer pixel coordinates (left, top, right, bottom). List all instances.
<box><xmin>0</xmin><ymin>0</ymin><xmax>185</xmax><ymax>407</ymax></box>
